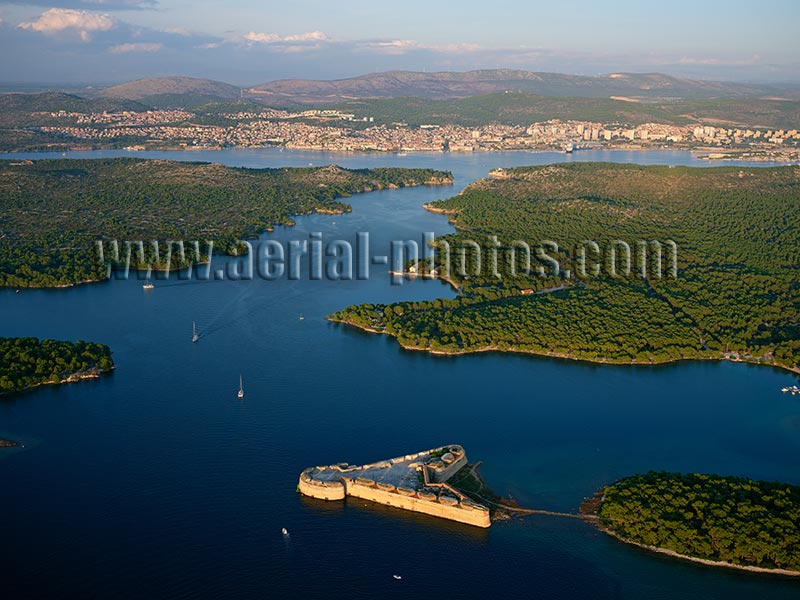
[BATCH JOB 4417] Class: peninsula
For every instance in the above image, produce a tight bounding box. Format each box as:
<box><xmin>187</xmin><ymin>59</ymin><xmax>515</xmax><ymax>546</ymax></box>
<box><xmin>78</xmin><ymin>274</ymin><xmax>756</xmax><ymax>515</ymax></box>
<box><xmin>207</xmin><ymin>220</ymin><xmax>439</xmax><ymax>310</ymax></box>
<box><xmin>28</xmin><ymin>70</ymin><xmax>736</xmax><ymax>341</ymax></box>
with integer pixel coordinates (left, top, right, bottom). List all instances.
<box><xmin>0</xmin><ymin>158</ymin><xmax>453</xmax><ymax>288</ymax></box>
<box><xmin>331</xmin><ymin>163</ymin><xmax>800</xmax><ymax>373</ymax></box>
<box><xmin>298</xmin><ymin>445</ymin><xmax>491</xmax><ymax>528</ymax></box>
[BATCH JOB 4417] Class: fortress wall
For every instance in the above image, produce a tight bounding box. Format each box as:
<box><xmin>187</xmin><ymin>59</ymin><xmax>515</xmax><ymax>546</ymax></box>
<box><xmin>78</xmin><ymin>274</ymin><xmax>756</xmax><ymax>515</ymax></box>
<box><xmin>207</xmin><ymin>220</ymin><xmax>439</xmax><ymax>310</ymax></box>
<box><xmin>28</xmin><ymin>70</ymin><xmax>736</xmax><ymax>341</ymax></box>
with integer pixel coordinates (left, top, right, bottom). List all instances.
<box><xmin>297</xmin><ymin>445</ymin><xmax>490</xmax><ymax>528</ymax></box>
<box><xmin>430</xmin><ymin>452</ymin><xmax>468</xmax><ymax>483</ymax></box>
<box><xmin>344</xmin><ymin>479</ymin><xmax>491</xmax><ymax>528</ymax></box>
<box><xmin>298</xmin><ymin>469</ymin><xmax>346</xmax><ymax>501</ymax></box>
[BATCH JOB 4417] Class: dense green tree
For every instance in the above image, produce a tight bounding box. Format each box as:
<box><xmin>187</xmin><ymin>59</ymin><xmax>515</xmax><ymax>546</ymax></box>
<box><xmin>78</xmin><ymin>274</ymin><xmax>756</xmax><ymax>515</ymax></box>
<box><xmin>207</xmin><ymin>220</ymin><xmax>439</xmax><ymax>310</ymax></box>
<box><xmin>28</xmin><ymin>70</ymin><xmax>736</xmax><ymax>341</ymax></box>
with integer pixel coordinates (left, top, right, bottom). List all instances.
<box><xmin>332</xmin><ymin>163</ymin><xmax>800</xmax><ymax>370</ymax></box>
<box><xmin>598</xmin><ymin>472</ymin><xmax>800</xmax><ymax>572</ymax></box>
<box><xmin>0</xmin><ymin>337</ymin><xmax>113</xmax><ymax>395</ymax></box>
<box><xmin>0</xmin><ymin>159</ymin><xmax>452</xmax><ymax>287</ymax></box>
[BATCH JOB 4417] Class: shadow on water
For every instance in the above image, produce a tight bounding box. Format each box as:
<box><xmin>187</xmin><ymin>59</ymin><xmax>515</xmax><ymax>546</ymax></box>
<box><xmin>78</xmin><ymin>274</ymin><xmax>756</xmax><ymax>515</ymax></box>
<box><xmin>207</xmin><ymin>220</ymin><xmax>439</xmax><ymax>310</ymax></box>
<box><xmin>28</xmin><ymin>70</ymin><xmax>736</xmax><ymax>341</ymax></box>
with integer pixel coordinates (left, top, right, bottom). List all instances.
<box><xmin>344</xmin><ymin>497</ymin><xmax>491</xmax><ymax>543</ymax></box>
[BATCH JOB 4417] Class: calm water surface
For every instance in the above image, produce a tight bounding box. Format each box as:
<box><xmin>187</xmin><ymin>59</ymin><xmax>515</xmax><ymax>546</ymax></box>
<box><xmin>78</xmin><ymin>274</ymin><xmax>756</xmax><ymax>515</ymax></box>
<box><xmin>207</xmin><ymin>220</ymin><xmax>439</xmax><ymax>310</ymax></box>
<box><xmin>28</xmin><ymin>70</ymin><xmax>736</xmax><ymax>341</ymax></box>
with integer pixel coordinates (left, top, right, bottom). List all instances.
<box><xmin>1</xmin><ymin>149</ymin><xmax>799</xmax><ymax>599</ymax></box>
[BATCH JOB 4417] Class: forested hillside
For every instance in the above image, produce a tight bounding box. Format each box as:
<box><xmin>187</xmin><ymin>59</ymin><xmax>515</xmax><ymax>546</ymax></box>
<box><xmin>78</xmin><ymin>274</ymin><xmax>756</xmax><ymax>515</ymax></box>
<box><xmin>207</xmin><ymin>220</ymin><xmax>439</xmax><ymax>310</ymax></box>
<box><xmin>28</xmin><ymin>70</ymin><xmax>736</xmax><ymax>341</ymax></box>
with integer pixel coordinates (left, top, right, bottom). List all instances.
<box><xmin>331</xmin><ymin>163</ymin><xmax>800</xmax><ymax>371</ymax></box>
<box><xmin>0</xmin><ymin>158</ymin><xmax>452</xmax><ymax>287</ymax></box>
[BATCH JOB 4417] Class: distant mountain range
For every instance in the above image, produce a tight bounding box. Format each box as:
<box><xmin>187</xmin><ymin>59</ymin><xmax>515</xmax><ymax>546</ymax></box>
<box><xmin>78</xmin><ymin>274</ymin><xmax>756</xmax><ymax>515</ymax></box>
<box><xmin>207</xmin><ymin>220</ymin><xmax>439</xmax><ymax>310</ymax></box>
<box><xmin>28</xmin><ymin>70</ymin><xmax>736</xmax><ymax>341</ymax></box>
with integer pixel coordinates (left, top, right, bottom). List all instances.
<box><xmin>100</xmin><ymin>76</ymin><xmax>241</xmax><ymax>100</ymax></box>
<box><xmin>245</xmin><ymin>70</ymin><xmax>800</xmax><ymax>104</ymax></box>
<box><xmin>4</xmin><ymin>88</ymin><xmax>799</xmax><ymax>131</ymax></box>
<box><xmin>87</xmin><ymin>71</ymin><xmax>800</xmax><ymax>107</ymax></box>
<box><xmin>98</xmin><ymin>76</ymin><xmax>242</xmax><ymax>108</ymax></box>
<box><xmin>1</xmin><ymin>71</ymin><xmax>798</xmax><ymax>150</ymax></box>
<box><xmin>329</xmin><ymin>93</ymin><xmax>800</xmax><ymax>130</ymax></box>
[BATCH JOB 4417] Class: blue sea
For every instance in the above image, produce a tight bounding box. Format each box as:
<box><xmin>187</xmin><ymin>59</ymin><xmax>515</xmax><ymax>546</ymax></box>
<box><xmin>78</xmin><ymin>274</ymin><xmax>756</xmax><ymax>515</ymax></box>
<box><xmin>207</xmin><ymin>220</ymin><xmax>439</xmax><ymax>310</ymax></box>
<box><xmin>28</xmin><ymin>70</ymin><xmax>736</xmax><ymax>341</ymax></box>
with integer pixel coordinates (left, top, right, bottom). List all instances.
<box><xmin>1</xmin><ymin>148</ymin><xmax>799</xmax><ymax>599</ymax></box>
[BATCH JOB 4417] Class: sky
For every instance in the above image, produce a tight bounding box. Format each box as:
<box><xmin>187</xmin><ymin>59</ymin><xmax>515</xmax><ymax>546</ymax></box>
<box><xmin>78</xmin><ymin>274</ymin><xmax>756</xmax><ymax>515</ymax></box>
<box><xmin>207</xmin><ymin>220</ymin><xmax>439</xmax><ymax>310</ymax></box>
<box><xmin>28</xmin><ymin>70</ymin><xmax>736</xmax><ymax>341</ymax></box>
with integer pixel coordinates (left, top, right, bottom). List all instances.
<box><xmin>0</xmin><ymin>0</ymin><xmax>799</xmax><ymax>85</ymax></box>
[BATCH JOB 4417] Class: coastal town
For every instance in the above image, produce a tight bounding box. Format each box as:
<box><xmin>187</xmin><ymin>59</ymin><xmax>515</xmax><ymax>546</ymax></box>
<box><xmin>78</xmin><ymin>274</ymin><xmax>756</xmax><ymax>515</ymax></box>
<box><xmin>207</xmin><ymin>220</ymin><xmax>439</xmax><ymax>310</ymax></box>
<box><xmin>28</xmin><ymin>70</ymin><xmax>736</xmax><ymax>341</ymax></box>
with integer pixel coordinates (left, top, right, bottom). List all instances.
<box><xmin>32</xmin><ymin>107</ymin><xmax>800</xmax><ymax>160</ymax></box>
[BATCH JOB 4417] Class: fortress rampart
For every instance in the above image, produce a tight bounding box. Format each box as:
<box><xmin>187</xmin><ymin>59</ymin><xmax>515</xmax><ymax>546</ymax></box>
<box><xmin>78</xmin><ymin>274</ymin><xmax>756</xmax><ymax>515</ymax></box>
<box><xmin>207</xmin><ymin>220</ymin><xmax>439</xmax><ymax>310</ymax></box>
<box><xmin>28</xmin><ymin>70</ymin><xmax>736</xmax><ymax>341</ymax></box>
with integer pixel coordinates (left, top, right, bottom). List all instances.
<box><xmin>297</xmin><ymin>445</ymin><xmax>491</xmax><ymax>528</ymax></box>
<box><xmin>298</xmin><ymin>470</ymin><xmax>346</xmax><ymax>501</ymax></box>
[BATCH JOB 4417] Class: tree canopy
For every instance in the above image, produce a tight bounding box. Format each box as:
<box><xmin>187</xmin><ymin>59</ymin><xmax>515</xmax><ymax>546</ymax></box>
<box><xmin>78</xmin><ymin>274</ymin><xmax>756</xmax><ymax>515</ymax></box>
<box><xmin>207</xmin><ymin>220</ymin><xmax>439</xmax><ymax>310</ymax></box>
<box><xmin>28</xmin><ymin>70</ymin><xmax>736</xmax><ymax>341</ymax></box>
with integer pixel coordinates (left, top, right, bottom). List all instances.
<box><xmin>0</xmin><ymin>158</ymin><xmax>452</xmax><ymax>287</ymax></box>
<box><xmin>332</xmin><ymin>163</ymin><xmax>800</xmax><ymax>370</ymax></box>
<box><xmin>0</xmin><ymin>337</ymin><xmax>113</xmax><ymax>395</ymax></box>
<box><xmin>598</xmin><ymin>471</ymin><xmax>800</xmax><ymax>573</ymax></box>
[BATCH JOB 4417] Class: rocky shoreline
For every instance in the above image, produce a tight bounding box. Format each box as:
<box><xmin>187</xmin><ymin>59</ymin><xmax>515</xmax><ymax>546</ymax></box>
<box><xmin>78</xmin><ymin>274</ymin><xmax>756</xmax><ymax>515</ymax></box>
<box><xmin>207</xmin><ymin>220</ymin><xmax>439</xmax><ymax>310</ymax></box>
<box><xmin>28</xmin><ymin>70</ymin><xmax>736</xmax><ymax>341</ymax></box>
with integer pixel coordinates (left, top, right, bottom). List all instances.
<box><xmin>329</xmin><ymin>316</ymin><xmax>800</xmax><ymax>374</ymax></box>
<box><xmin>599</xmin><ymin>526</ymin><xmax>800</xmax><ymax>578</ymax></box>
<box><xmin>2</xmin><ymin>366</ymin><xmax>115</xmax><ymax>397</ymax></box>
<box><xmin>387</xmin><ymin>270</ymin><xmax>463</xmax><ymax>294</ymax></box>
<box><xmin>582</xmin><ymin>476</ymin><xmax>800</xmax><ymax>578</ymax></box>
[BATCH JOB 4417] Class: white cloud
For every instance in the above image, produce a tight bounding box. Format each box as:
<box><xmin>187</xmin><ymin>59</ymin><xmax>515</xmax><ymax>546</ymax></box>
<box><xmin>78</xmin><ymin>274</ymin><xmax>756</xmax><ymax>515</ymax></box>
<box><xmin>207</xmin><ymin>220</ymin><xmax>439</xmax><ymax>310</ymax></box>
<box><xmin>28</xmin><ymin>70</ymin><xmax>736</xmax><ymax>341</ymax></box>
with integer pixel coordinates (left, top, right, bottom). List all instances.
<box><xmin>244</xmin><ymin>31</ymin><xmax>280</xmax><ymax>44</ymax></box>
<box><xmin>242</xmin><ymin>30</ymin><xmax>328</xmax><ymax>45</ymax></box>
<box><xmin>18</xmin><ymin>8</ymin><xmax>115</xmax><ymax>41</ymax></box>
<box><xmin>362</xmin><ymin>39</ymin><xmax>419</xmax><ymax>55</ymax></box>
<box><xmin>353</xmin><ymin>39</ymin><xmax>484</xmax><ymax>56</ymax></box>
<box><xmin>3</xmin><ymin>0</ymin><xmax>155</xmax><ymax>9</ymax></box>
<box><xmin>373</xmin><ymin>39</ymin><xmax>417</xmax><ymax>48</ymax></box>
<box><xmin>283</xmin><ymin>30</ymin><xmax>326</xmax><ymax>42</ymax></box>
<box><xmin>275</xmin><ymin>44</ymin><xmax>323</xmax><ymax>54</ymax></box>
<box><xmin>110</xmin><ymin>41</ymin><xmax>161</xmax><ymax>53</ymax></box>
<box><xmin>83</xmin><ymin>0</ymin><xmax>156</xmax><ymax>7</ymax></box>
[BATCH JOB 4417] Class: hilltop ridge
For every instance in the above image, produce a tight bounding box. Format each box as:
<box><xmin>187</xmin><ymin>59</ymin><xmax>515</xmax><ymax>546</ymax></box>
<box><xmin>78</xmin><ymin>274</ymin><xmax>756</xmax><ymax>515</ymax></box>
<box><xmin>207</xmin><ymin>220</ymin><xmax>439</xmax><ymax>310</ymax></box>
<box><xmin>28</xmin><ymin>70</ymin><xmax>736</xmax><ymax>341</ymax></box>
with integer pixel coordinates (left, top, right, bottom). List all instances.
<box><xmin>246</xmin><ymin>69</ymin><xmax>799</xmax><ymax>104</ymax></box>
<box><xmin>63</xmin><ymin>70</ymin><xmax>800</xmax><ymax>108</ymax></box>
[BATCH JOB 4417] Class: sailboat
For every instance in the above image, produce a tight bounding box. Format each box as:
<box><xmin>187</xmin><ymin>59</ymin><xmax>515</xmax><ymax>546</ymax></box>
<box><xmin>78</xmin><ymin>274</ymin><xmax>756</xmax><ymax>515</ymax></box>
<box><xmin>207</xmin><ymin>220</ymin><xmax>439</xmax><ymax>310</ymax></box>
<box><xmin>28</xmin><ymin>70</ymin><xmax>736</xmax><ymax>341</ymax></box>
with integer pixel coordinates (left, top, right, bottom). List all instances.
<box><xmin>142</xmin><ymin>277</ymin><xmax>154</xmax><ymax>290</ymax></box>
<box><xmin>238</xmin><ymin>374</ymin><xmax>244</xmax><ymax>399</ymax></box>
<box><xmin>192</xmin><ymin>322</ymin><xmax>199</xmax><ymax>343</ymax></box>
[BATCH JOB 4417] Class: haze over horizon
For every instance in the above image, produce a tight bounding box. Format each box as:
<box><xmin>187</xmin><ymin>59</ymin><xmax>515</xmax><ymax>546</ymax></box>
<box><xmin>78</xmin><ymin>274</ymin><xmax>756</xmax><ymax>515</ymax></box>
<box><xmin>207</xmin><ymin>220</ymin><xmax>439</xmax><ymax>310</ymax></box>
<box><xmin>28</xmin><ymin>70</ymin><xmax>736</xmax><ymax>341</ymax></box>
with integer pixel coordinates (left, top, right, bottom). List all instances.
<box><xmin>0</xmin><ymin>0</ymin><xmax>799</xmax><ymax>85</ymax></box>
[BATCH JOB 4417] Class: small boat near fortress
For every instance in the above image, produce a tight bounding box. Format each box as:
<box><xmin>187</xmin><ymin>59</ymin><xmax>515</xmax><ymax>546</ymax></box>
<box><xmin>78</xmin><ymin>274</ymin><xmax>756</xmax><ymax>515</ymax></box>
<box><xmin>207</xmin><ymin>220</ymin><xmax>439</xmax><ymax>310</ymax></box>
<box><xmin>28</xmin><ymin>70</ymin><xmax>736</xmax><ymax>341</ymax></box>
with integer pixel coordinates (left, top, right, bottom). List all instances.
<box><xmin>781</xmin><ymin>385</ymin><xmax>800</xmax><ymax>396</ymax></box>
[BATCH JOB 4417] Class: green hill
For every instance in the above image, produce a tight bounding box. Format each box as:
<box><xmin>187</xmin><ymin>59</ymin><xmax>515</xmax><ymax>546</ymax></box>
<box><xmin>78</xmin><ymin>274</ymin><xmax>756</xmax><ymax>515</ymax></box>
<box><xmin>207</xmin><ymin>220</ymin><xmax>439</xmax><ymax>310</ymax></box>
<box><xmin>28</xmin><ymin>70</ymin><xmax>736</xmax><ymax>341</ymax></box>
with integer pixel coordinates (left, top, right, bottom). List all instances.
<box><xmin>0</xmin><ymin>92</ymin><xmax>146</xmax><ymax>127</ymax></box>
<box><xmin>332</xmin><ymin>93</ymin><xmax>800</xmax><ymax>128</ymax></box>
<box><xmin>331</xmin><ymin>162</ymin><xmax>800</xmax><ymax>371</ymax></box>
<box><xmin>0</xmin><ymin>158</ymin><xmax>453</xmax><ymax>288</ymax></box>
<box><xmin>100</xmin><ymin>76</ymin><xmax>242</xmax><ymax>104</ymax></box>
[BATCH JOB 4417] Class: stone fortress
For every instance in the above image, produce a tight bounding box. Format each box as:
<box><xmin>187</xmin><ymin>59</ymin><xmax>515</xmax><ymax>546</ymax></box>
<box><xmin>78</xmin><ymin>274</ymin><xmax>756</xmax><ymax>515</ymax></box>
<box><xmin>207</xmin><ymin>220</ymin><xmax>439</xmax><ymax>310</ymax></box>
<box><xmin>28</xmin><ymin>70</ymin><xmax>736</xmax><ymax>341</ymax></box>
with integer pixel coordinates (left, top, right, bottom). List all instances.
<box><xmin>298</xmin><ymin>445</ymin><xmax>491</xmax><ymax>528</ymax></box>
